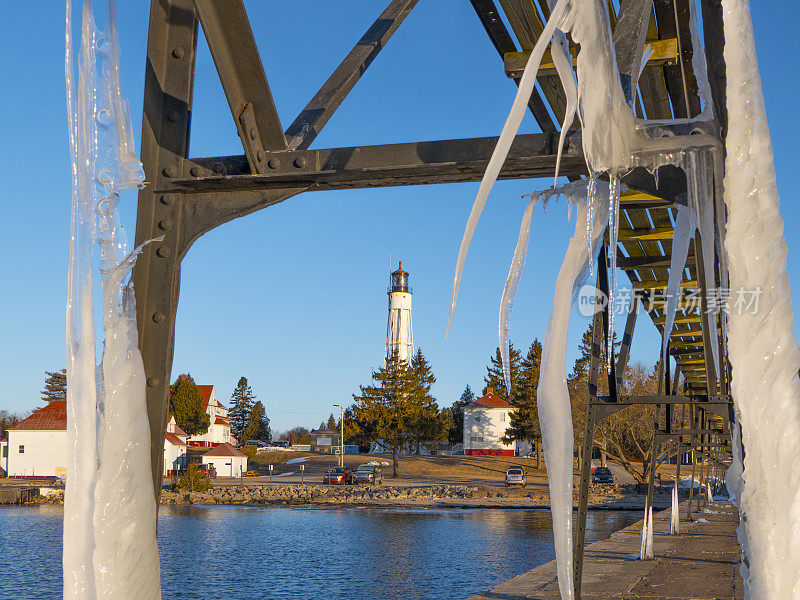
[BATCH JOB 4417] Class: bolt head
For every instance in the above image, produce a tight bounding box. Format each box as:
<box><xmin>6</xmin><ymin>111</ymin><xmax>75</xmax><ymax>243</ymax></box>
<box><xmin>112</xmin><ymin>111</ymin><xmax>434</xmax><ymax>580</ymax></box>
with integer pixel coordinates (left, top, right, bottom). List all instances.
<box><xmin>294</xmin><ymin>157</ymin><xmax>307</xmax><ymax>168</ymax></box>
<box><xmin>167</xmin><ymin>110</ymin><xmax>180</xmax><ymax>123</ymax></box>
<box><xmin>268</xmin><ymin>158</ymin><xmax>280</xmax><ymax>169</ymax></box>
<box><xmin>152</xmin><ymin>312</ymin><xmax>166</xmax><ymax>324</ymax></box>
<box><xmin>190</xmin><ymin>166</ymin><xmax>201</xmax><ymax>177</ymax></box>
<box><xmin>163</xmin><ymin>166</ymin><xmax>176</xmax><ymax>178</ymax></box>
<box><xmin>250</xmin><ymin>128</ymin><xmax>257</xmax><ymax>140</ymax></box>
<box><xmin>156</xmin><ymin>246</ymin><xmax>171</xmax><ymax>258</ymax></box>
<box><xmin>257</xmin><ymin>150</ymin><xmax>265</xmax><ymax>162</ymax></box>
<box><xmin>158</xmin><ymin>219</ymin><xmax>172</xmax><ymax>231</ymax></box>
<box><xmin>159</xmin><ymin>194</ymin><xmax>173</xmax><ymax>206</ymax></box>
<box><xmin>213</xmin><ymin>163</ymin><xmax>226</xmax><ymax>175</ymax></box>
<box><xmin>171</xmin><ymin>47</ymin><xmax>184</xmax><ymax>59</ymax></box>
<box><xmin>146</xmin><ymin>377</ymin><xmax>160</xmax><ymax>388</ymax></box>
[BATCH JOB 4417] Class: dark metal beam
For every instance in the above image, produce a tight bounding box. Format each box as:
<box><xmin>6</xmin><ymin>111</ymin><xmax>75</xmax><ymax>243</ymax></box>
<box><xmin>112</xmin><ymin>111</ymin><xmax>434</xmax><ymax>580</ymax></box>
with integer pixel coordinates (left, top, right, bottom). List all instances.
<box><xmin>468</xmin><ymin>0</ymin><xmax>557</xmax><ymax>132</ymax></box>
<box><xmin>193</xmin><ymin>0</ymin><xmax>287</xmax><ymax>171</ymax></box>
<box><xmin>134</xmin><ymin>0</ymin><xmax>199</xmax><ymax>500</ymax></box>
<box><xmin>173</xmin><ymin>133</ymin><xmax>586</xmax><ymax>192</ymax></box>
<box><xmin>613</xmin><ymin>0</ymin><xmax>655</xmax><ymax>104</ymax></box>
<box><xmin>284</xmin><ymin>0</ymin><xmax>420</xmax><ymax>150</ymax></box>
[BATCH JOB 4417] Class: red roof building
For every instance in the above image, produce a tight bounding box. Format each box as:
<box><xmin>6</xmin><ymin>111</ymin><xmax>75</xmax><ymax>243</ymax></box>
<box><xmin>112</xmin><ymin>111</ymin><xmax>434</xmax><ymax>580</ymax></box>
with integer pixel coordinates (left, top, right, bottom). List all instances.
<box><xmin>202</xmin><ymin>442</ymin><xmax>247</xmax><ymax>477</ymax></box>
<box><xmin>462</xmin><ymin>388</ymin><xmax>521</xmax><ymax>457</ymax></box>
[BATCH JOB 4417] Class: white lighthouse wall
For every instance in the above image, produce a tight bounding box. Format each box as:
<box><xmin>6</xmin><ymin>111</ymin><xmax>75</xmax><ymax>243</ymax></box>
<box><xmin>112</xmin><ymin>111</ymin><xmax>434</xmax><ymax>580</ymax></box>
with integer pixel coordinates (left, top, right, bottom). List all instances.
<box><xmin>387</xmin><ymin>291</ymin><xmax>413</xmax><ymax>362</ymax></box>
<box><xmin>463</xmin><ymin>407</ymin><xmax>516</xmax><ymax>456</ymax></box>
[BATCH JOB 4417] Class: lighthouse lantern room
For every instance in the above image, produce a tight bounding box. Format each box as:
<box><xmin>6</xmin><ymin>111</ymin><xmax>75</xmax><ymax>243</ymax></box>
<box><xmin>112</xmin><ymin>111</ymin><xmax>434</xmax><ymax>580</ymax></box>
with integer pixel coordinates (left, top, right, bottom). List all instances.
<box><xmin>386</xmin><ymin>262</ymin><xmax>414</xmax><ymax>362</ymax></box>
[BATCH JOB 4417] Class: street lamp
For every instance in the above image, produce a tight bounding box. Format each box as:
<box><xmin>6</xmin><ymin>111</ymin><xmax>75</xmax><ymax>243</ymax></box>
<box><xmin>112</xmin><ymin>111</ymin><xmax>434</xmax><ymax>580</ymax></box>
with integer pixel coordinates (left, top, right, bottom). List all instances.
<box><xmin>332</xmin><ymin>404</ymin><xmax>344</xmax><ymax>467</ymax></box>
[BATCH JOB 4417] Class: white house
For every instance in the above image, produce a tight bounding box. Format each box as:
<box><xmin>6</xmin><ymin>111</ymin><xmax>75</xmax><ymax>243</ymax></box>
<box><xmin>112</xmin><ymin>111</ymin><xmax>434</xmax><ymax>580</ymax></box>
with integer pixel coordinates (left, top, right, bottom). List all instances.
<box><xmin>2</xmin><ymin>401</ymin><xmax>194</xmax><ymax>478</ymax></box>
<box><xmin>202</xmin><ymin>442</ymin><xmax>247</xmax><ymax>477</ymax></box>
<box><xmin>3</xmin><ymin>401</ymin><xmax>68</xmax><ymax>478</ymax></box>
<box><xmin>463</xmin><ymin>388</ymin><xmax>530</xmax><ymax>457</ymax></box>
<box><xmin>164</xmin><ymin>415</ymin><xmax>188</xmax><ymax>476</ymax></box>
<box><xmin>182</xmin><ymin>383</ymin><xmax>233</xmax><ymax>447</ymax></box>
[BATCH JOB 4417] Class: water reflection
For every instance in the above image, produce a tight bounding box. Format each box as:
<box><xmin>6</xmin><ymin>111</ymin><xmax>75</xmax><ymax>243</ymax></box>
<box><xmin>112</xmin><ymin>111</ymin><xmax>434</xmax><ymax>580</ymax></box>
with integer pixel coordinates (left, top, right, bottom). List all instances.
<box><xmin>0</xmin><ymin>505</ymin><xmax>638</xmax><ymax>600</ymax></box>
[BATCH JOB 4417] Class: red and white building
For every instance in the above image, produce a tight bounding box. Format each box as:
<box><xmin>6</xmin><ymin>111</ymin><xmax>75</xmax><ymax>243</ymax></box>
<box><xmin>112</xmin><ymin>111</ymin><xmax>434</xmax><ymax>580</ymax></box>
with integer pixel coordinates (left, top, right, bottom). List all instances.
<box><xmin>463</xmin><ymin>388</ymin><xmax>530</xmax><ymax>457</ymax></box>
<box><xmin>1</xmin><ymin>401</ymin><xmax>68</xmax><ymax>478</ymax></box>
<box><xmin>163</xmin><ymin>415</ymin><xmax>188</xmax><ymax>476</ymax></box>
<box><xmin>185</xmin><ymin>384</ymin><xmax>234</xmax><ymax>448</ymax></box>
<box><xmin>202</xmin><ymin>442</ymin><xmax>247</xmax><ymax>477</ymax></box>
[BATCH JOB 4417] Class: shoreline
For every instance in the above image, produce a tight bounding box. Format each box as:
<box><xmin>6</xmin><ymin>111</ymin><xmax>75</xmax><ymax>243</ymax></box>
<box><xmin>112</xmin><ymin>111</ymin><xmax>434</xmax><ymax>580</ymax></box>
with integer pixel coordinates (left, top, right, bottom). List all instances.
<box><xmin>18</xmin><ymin>483</ymin><xmax>678</xmax><ymax>511</ymax></box>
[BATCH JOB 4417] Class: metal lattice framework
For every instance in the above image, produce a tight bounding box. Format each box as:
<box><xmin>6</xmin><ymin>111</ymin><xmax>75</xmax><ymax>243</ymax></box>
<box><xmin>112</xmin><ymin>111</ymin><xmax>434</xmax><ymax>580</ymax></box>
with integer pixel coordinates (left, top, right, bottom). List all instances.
<box><xmin>134</xmin><ymin>2</ymin><xmax>734</xmax><ymax>596</ymax></box>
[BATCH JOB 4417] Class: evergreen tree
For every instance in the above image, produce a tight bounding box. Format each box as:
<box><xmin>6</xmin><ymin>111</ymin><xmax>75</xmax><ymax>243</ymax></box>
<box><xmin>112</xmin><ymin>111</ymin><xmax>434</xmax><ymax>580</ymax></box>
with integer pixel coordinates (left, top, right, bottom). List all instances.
<box><xmin>240</xmin><ymin>400</ymin><xmax>270</xmax><ymax>442</ymax></box>
<box><xmin>351</xmin><ymin>351</ymin><xmax>424</xmax><ymax>477</ymax></box>
<box><xmin>483</xmin><ymin>344</ymin><xmax>522</xmax><ymax>403</ymax></box>
<box><xmin>447</xmin><ymin>385</ymin><xmax>476</xmax><ymax>445</ymax></box>
<box><xmin>169</xmin><ymin>374</ymin><xmax>210</xmax><ymax>437</ymax></box>
<box><xmin>41</xmin><ymin>369</ymin><xmax>67</xmax><ymax>403</ymax></box>
<box><xmin>503</xmin><ymin>340</ymin><xmax>543</xmax><ymax>465</ymax></box>
<box><xmin>228</xmin><ymin>377</ymin><xmax>256</xmax><ymax>440</ymax></box>
<box><xmin>409</xmin><ymin>349</ymin><xmax>443</xmax><ymax>451</ymax></box>
<box><xmin>326</xmin><ymin>414</ymin><xmax>337</xmax><ymax>429</ymax></box>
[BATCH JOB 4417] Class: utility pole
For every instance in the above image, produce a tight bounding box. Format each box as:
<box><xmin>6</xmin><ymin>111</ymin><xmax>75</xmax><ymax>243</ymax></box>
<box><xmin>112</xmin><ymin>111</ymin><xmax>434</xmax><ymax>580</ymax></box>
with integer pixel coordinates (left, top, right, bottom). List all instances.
<box><xmin>333</xmin><ymin>404</ymin><xmax>344</xmax><ymax>467</ymax></box>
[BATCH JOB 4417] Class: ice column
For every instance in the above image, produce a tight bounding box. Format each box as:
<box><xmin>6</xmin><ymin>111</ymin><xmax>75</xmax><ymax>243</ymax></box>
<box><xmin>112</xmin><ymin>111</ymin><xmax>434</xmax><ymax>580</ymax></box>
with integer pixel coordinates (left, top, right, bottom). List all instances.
<box><xmin>722</xmin><ymin>0</ymin><xmax>800</xmax><ymax>597</ymax></box>
<box><xmin>65</xmin><ymin>1</ymin><xmax>161</xmax><ymax>599</ymax></box>
<box><xmin>670</xmin><ymin>480</ymin><xmax>680</xmax><ymax>535</ymax></box>
<box><xmin>537</xmin><ymin>186</ymin><xmax>610</xmax><ymax>600</ymax></box>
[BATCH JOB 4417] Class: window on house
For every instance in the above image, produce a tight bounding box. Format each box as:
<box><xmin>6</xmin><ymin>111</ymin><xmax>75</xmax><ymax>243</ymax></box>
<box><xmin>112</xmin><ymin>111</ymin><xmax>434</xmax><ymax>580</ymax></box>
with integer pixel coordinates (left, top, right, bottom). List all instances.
<box><xmin>2</xmin><ymin>446</ymin><xmax>7</xmax><ymax>458</ymax></box>
<box><xmin>18</xmin><ymin>445</ymin><xmax>24</xmax><ymax>454</ymax></box>
<box><xmin>470</xmin><ymin>436</ymin><xmax>484</xmax><ymax>443</ymax></box>
<box><xmin>502</xmin><ymin>413</ymin><xmax>506</xmax><ymax>421</ymax></box>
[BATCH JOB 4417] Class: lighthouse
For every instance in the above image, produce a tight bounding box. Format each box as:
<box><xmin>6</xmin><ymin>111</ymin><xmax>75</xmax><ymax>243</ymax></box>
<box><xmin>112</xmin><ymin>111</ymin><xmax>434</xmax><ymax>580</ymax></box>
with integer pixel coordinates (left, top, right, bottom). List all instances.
<box><xmin>386</xmin><ymin>262</ymin><xmax>414</xmax><ymax>363</ymax></box>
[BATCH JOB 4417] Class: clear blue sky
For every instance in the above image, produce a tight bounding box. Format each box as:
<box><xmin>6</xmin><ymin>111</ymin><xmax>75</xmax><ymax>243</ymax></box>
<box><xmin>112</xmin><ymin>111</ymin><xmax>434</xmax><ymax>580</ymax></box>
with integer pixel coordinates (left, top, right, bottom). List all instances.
<box><xmin>0</xmin><ymin>2</ymin><xmax>797</xmax><ymax>433</ymax></box>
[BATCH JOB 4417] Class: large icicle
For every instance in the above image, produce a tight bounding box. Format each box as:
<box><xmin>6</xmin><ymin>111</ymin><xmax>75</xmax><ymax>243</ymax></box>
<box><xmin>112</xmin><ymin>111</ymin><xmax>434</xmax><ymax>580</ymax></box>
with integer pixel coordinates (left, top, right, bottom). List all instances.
<box><xmin>722</xmin><ymin>0</ymin><xmax>800</xmax><ymax>597</ymax></box>
<box><xmin>65</xmin><ymin>1</ymin><xmax>160</xmax><ymax>599</ymax></box>
<box><xmin>499</xmin><ymin>199</ymin><xmax>537</xmax><ymax>392</ymax></box>
<box><xmin>537</xmin><ymin>184</ymin><xmax>610</xmax><ymax>600</ymax></box>
<box><xmin>670</xmin><ymin>480</ymin><xmax>680</xmax><ymax>534</ymax></box>
<box><xmin>446</xmin><ymin>0</ymin><xmax>571</xmax><ymax>336</ymax></box>
<box><xmin>661</xmin><ymin>204</ymin><xmax>696</xmax><ymax>364</ymax></box>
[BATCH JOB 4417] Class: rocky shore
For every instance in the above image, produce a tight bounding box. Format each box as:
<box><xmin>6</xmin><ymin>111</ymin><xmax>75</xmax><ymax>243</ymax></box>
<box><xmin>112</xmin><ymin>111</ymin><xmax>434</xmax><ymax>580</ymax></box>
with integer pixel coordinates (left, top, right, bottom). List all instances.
<box><xmin>28</xmin><ymin>483</ymin><xmax>675</xmax><ymax>510</ymax></box>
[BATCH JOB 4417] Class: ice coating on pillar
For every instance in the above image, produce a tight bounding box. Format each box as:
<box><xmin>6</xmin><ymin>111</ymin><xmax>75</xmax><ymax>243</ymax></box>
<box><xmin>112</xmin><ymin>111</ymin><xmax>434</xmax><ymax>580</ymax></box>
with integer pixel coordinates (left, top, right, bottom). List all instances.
<box><xmin>670</xmin><ymin>481</ymin><xmax>680</xmax><ymax>534</ymax></box>
<box><xmin>722</xmin><ymin>0</ymin><xmax>800</xmax><ymax>597</ymax></box>
<box><xmin>64</xmin><ymin>1</ymin><xmax>99</xmax><ymax>596</ymax></box>
<box><xmin>65</xmin><ymin>1</ymin><xmax>160</xmax><ymax>598</ymax></box>
<box><xmin>606</xmin><ymin>175</ymin><xmax>621</xmax><ymax>373</ymax></box>
<box><xmin>537</xmin><ymin>185</ymin><xmax>610</xmax><ymax>600</ymax></box>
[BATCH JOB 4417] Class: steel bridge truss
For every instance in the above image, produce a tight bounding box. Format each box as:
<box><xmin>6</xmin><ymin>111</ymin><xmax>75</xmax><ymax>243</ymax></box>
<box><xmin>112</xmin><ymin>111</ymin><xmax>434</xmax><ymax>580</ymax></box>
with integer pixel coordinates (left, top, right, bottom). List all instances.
<box><xmin>133</xmin><ymin>1</ymin><xmax>735</xmax><ymax>597</ymax></box>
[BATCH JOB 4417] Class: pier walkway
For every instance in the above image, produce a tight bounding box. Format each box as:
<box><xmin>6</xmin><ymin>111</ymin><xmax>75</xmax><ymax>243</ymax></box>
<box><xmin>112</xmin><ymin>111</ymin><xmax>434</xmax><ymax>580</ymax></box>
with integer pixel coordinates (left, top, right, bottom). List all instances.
<box><xmin>469</xmin><ymin>501</ymin><xmax>743</xmax><ymax>600</ymax></box>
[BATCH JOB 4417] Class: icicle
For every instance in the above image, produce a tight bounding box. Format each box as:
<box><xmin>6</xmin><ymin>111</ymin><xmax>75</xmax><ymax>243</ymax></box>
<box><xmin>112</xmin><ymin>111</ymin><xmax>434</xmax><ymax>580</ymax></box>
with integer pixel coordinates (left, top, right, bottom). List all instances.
<box><xmin>606</xmin><ymin>174</ymin><xmax>620</xmax><ymax>372</ymax></box>
<box><xmin>646</xmin><ymin>505</ymin><xmax>654</xmax><ymax>559</ymax></box>
<box><xmin>670</xmin><ymin>479</ymin><xmax>681</xmax><ymax>534</ymax></box>
<box><xmin>537</xmin><ymin>184</ymin><xmax>610</xmax><ymax>600</ymax></box>
<box><xmin>65</xmin><ymin>1</ymin><xmax>161</xmax><ymax>598</ymax></box>
<box><xmin>722</xmin><ymin>0</ymin><xmax>800</xmax><ymax>596</ymax></box>
<box><xmin>499</xmin><ymin>198</ymin><xmax>537</xmax><ymax>393</ymax></box>
<box><xmin>586</xmin><ymin>173</ymin><xmax>598</xmax><ymax>277</ymax></box>
<box><xmin>639</xmin><ymin>504</ymin><xmax>649</xmax><ymax>559</ymax></box>
<box><xmin>688</xmin><ymin>0</ymin><xmax>713</xmax><ymax>119</ymax></box>
<box><xmin>446</xmin><ymin>0</ymin><xmax>571</xmax><ymax>337</ymax></box>
<box><xmin>550</xmin><ymin>28</ymin><xmax>578</xmax><ymax>185</ymax></box>
<box><xmin>661</xmin><ymin>204</ymin><xmax>697</xmax><ymax>364</ymax></box>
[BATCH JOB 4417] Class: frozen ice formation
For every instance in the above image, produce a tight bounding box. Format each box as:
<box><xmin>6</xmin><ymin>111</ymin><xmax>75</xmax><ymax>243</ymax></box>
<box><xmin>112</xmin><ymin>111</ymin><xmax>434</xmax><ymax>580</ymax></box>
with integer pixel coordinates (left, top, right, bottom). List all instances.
<box><xmin>65</xmin><ymin>1</ymin><xmax>160</xmax><ymax>599</ymax></box>
<box><xmin>670</xmin><ymin>481</ymin><xmax>680</xmax><ymax>535</ymax></box>
<box><xmin>722</xmin><ymin>0</ymin><xmax>800</xmax><ymax>597</ymax></box>
<box><xmin>639</xmin><ymin>504</ymin><xmax>654</xmax><ymax>560</ymax></box>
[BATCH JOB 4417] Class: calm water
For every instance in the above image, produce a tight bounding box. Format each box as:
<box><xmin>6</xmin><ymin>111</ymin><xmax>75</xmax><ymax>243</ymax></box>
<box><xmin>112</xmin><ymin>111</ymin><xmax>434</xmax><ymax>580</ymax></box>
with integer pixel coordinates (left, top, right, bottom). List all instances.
<box><xmin>0</xmin><ymin>505</ymin><xmax>638</xmax><ymax>600</ymax></box>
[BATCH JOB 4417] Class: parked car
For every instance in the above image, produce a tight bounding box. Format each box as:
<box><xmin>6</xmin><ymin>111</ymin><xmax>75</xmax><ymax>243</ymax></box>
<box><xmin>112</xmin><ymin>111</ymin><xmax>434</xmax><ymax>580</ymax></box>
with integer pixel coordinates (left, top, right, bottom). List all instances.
<box><xmin>592</xmin><ymin>466</ymin><xmax>614</xmax><ymax>484</ymax></box>
<box><xmin>197</xmin><ymin>464</ymin><xmax>217</xmax><ymax>479</ymax></box>
<box><xmin>240</xmin><ymin>440</ymin><xmax>269</xmax><ymax>448</ymax></box>
<box><xmin>322</xmin><ymin>466</ymin><xmax>353</xmax><ymax>485</ymax></box>
<box><xmin>353</xmin><ymin>464</ymin><xmax>383</xmax><ymax>485</ymax></box>
<box><xmin>505</xmin><ymin>468</ymin><xmax>527</xmax><ymax>487</ymax></box>
<box><xmin>270</xmin><ymin>440</ymin><xmax>291</xmax><ymax>448</ymax></box>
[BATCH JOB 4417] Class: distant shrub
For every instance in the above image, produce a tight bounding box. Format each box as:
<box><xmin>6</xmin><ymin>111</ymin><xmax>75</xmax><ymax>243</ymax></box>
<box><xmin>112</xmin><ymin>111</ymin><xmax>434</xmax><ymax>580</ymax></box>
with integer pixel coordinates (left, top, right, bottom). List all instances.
<box><xmin>171</xmin><ymin>463</ymin><xmax>212</xmax><ymax>492</ymax></box>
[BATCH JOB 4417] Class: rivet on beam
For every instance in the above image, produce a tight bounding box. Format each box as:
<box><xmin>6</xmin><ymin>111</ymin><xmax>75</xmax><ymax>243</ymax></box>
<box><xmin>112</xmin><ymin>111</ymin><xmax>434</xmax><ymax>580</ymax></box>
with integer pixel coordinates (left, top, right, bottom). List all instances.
<box><xmin>159</xmin><ymin>194</ymin><xmax>173</xmax><ymax>206</ymax></box>
<box><xmin>156</xmin><ymin>246</ymin><xmax>171</xmax><ymax>258</ymax></box>
<box><xmin>294</xmin><ymin>157</ymin><xmax>307</xmax><ymax>168</ymax></box>
<box><xmin>268</xmin><ymin>158</ymin><xmax>280</xmax><ymax>169</ymax></box>
<box><xmin>171</xmin><ymin>47</ymin><xmax>184</xmax><ymax>59</ymax></box>
<box><xmin>158</xmin><ymin>219</ymin><xmax>172</xmax><ymax>231</ymax></box>
<box><xmin>190</xmin><ymin>166</ymin><xmax>201</xmax><ymax>177</ymax></box>
<box><xmin>163</xmin><ymin>166</ymin><xmax>176</xmax><ymax>178</ymax></box>
<box><xmin>146</xmin><ymin>377</ymin><xmax>160</xmax><ymax>389</ymax></box>
<box><xmin>152</xmin><ymin>312</ymin><xmax>166</xmax><ymax>324</ymax></box>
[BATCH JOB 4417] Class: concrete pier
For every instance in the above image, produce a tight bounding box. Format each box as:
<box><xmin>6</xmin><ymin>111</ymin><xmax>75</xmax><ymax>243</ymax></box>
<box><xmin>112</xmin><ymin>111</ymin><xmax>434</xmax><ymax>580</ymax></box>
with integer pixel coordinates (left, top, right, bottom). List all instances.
<box><xmin>468</xmin><ymin>501</ymin><xmax>743</xmax><ymax>600</ymax></box>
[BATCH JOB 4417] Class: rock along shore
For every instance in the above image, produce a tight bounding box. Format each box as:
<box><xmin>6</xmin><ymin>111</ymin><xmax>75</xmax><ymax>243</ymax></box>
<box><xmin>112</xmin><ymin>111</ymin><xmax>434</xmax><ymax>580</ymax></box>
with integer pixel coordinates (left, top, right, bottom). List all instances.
<box><xmin>27</xmin><ymin>483</ymin><xmax>675</xmax><ymax>510</ymax></box>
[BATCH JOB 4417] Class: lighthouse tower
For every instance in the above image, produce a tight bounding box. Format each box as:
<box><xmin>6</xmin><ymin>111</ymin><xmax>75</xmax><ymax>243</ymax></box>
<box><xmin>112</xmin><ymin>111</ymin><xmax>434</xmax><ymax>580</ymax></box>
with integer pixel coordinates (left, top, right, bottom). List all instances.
<box><xmin>386</xmin><ymin>262</ymin><xmax>414</xmax><ymax>363</ymax></box>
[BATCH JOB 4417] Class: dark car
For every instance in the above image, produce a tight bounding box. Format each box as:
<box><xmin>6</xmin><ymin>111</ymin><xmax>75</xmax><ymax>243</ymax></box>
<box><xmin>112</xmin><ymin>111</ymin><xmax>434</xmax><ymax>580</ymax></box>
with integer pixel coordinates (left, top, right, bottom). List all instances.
<box><xmin>322</xmin><ymin>466</ymin><xmax>353</xmax><ymax>485</ymax></box>
<box><xmin>592</xmin><ymin>466</ymin><xmax>613</xmax><ymax>484</ymax></box>
<box><xmin>353</xmin><ymin>464</ymin><xmax>383</xmax><ymax>485</ymax></box>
